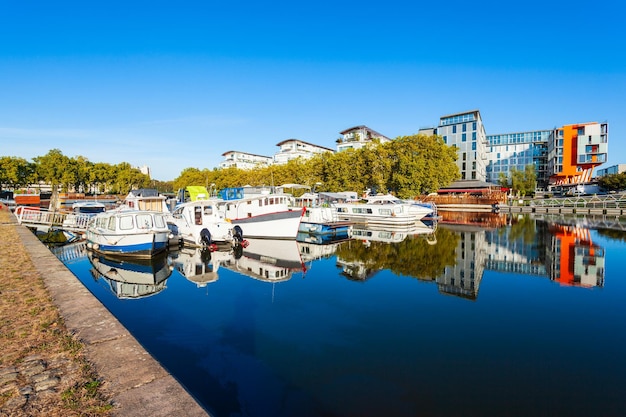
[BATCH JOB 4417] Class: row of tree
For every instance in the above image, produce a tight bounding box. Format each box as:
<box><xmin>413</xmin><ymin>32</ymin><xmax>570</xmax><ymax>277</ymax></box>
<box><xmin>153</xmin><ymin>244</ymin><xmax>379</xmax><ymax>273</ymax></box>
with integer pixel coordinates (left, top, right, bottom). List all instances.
<box><xmin>2</xmin><ymin>134</ymin><xmax>549</xmax><ymax>199</ymax></box>
<box><xmin>174</xmin><ymin>134</ymin><xmax>460</xmax><ymax>199</ymax></box>
<box><xmin>497</xmin><ymin>165</ymin><xmax>537</xmax><ymax>197</ymax></box>
<box><xmin>0</xmin><ymin>149</ymin><xmax>158</xmax><ymax>195</ymax></box>
<box><xmin>597</xmin><ymin>172</ymin><xmax>626</xmax><ymax>192</ymax></box>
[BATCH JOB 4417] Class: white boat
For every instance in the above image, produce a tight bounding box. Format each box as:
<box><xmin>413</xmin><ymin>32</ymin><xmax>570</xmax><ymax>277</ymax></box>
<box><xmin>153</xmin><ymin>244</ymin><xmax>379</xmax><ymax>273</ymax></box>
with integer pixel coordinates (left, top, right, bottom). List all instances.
<box><xmin>333</xmin><ymin>194</ymin><xmax>433</xmax><ymax>225</ymax></box>
<box><xmin>121</xmin><ymin>188</ymin><xmax>172</xmax><ymax>213</ymax></box>
<box><xmin>170</xmin><ymin>246</ymin><xmax>236</xmax><ymax>288</ymax></box>
<box><xmin>291</xmin><ymin>191</ymin><xmax>353</xmax><ymax>237</ymax></box>
<box><xmin>170</xmin><ymin>199</ymin><xmax>244</xmax><ymax>247</ymax></box>
<box><xmin>85</xmin><ymin>209</ymin><xmax>172</xmax><ymax>257</ymax></box>
<box><xmin>214</xmin><ymin>187</ymin><xmax>304</xmax><ymax>240</ymax></box>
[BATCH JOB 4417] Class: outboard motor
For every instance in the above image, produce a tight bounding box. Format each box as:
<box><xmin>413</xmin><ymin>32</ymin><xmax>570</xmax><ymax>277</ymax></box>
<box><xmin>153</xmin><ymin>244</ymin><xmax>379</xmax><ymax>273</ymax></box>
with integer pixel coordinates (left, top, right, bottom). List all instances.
<box><xmin>200</xmin><ymin>228</ymin><xmax>211</xmax><ymax>246</ymax></box>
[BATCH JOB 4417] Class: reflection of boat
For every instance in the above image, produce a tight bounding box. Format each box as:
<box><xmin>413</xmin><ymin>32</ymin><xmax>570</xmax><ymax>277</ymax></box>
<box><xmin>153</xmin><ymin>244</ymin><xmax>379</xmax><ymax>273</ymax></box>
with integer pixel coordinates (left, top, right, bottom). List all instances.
<box><xmin>351</xmin><ymin>221</ymin><xmax>436</xmax><ymax>245</ymax></box>
<box><xmin>87</xmin><ymin>251</ymin><xmax>172</xmax><ymax>299</ymax></box>
<box><xmin>85</xmin><ymin>209</ymin><xmax>171</xmax><ymax>257</ymax></box>
<box><xmin>223</xmin><ymin>238</ymin><xmax>305</xmax><ymax>282</ymax></box>
<box><xmin>170</xmin><ymin>247</ymin><xmax>236</xmax><ymax>288</ymax></box>
<box><xmin>297</xmin><ymin>235</ymin><xmax>347</xmax><ymax>263</ymax></box>
<box><xmin>333</xmin><ymin>194</ymin><xmax>433</xmax><ymax>225</ymax></box>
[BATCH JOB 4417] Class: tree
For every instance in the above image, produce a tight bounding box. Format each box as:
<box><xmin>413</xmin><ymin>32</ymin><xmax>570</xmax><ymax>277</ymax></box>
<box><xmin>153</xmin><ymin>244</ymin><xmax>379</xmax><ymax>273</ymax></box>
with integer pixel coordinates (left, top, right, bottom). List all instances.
<box><xmin>0</xmin><ymin>156</ymin><xmax>34</xmax><ymax>190</ymax></box>
<box><xmin>509</xmin><ymin>165</ymin><xmax>536</xmax><ymax>197</ymax></box>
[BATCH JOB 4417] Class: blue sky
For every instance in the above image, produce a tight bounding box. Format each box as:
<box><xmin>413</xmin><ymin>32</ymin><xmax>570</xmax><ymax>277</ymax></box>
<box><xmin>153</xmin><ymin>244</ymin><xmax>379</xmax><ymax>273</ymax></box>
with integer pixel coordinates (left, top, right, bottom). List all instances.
<box><xmin>1</xmin><ymin>1</ymin><xmax>625</xmax><ymax>181</ymax></box>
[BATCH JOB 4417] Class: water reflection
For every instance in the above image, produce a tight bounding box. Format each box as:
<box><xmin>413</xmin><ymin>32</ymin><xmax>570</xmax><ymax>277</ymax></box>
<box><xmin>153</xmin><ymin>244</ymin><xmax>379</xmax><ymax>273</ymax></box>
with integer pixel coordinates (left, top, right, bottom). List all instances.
<box><xmin>222</xmin><ymin>238</ymin><xmax>305</xmax><ymax>282</ymax></box>
<box><xmin>87</xmin><ymin>251</ymin><xmax>172</xmax><ymax>299</ymax></box>
<box><xmin>50</xmin><ymin>214</ymin><xmax>626</xmax><ymax>416</ymax></box>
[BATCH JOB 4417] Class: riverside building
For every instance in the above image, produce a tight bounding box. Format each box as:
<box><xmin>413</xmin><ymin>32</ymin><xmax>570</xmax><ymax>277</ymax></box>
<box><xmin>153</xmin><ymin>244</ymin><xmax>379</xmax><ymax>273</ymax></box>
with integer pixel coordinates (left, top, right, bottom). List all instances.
<box><xmin>436</xmin><ymin>110</ymin><xmax>489</xmax><ymax>181</ymax></box>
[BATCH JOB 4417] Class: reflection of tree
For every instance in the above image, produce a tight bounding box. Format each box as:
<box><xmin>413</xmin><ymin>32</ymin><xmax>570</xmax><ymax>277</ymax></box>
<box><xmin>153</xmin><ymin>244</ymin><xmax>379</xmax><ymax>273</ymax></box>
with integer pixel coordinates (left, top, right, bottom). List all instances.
<box><xmin>335</xmin><ymin>228</ymin><xmax>459</xmax><ymax>280</ymax></box>
<box><xmin>596</xmin><ymin>228</ymin><xmax>626</xmax><ymax>242</ymax></box>
<box><xmin>507</xmin><ymin>215</ymin><xmax>537</xmax><ymax>244</ymax></box>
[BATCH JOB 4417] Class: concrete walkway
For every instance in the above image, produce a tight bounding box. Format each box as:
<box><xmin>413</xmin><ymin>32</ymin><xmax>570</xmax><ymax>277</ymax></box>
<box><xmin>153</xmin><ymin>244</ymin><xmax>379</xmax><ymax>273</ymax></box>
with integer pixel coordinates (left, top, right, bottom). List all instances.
<box><xmin>13</xmin><ymin>221</ymin><xmax>210</xmax><ymax>417</ymax></box>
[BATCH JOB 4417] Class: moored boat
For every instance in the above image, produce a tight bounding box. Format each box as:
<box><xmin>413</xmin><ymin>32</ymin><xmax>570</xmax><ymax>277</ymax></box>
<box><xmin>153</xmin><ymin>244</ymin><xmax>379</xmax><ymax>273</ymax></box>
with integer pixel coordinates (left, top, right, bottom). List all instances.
<box><xmin>85</xmin><ymin>209</ymin><xmax>172</xmax><ymax>257</ymax></box>
<box><xmin>214</xmin><ymin>187</ymin><xmax>304</xmax><ymax>240</ymax></box>
<box><xmin>169</xmin><ymin>199</ymin><xmax>244</xmax><ymax>247</ymax></box>
<box><xmin>333</xmin><ymin>194</ymin><xmax>433</xmax><ymax>225</ymax></box>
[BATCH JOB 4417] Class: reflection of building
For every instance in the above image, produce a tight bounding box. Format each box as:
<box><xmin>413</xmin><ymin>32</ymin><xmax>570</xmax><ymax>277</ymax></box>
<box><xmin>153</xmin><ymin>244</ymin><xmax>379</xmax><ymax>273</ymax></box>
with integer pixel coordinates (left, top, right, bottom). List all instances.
<box><xmin>484</xmin><ymin>222</ymin><xmax>547</xmax><ymax>276</ymax></box>
<box><xmin>436</xmin><ymin>225</ymin><xmax>487</xmax><ymax>300</ymax></box>
<box><xmin>545</xmin><ymin>224</ymin><xmax>605</xmax><ymax>288</ymax></box>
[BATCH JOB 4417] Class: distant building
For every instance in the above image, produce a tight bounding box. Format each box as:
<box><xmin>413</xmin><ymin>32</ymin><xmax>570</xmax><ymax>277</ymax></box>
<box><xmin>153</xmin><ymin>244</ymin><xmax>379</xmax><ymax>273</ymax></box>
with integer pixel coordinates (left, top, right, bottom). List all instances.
<box><xmin>547</xmin><ymin>122</ymin><xmax>608</xmax><ymax>185</ymax></box>
<box><xmin>336</xmin><ymin>126</ymin><xmax>391</xmax><ymax>152</ymax></box>
<box><xmin>436</xmin><ymin>110</ymin><xmax>489</xmax><ymax>181</ymax></box>
<box><xmin>486</xmin><ymin>130</ymin><xmax>551</xmax><ymax>187</ymax></box>
<box><xmin>220</xmin><ymin>151</ymin><xmax>273</xmax><ymax>170</ymax></box>
<box><xmin>273</xmin><ymin>139</ymin><xmax>334</xmax><ymax>165</ymax></box>
<box><xmin>595</xmin><ymin>164</ymin><xmax>626</xmax><ymax>178</ymax></box>
<box><xmin>139</xmin><ymin>165</ymin><xmax>151</xmax><ymax>178</ymax></box>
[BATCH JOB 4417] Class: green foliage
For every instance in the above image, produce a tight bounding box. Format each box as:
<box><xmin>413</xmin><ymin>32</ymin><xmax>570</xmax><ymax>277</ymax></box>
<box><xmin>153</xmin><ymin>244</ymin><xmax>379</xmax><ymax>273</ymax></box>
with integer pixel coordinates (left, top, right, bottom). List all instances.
<box><xmin>335</xmin><ymin>227</ymin><xmax>459</xmax><ymax>279</ymax></box>
<box><xmin>598</xmin><ymin>172</ymin><xmax>626</xmax><ymax>192</ymax></box>
<box><xmin>507</xmin><ymin>164</ymin><xmax>536</xmax><ymax>197</ymax></box>
<box><xmin>172</xmin><ymin>134</ymin><xmax>460</xmax><ymax>198</ymax></box>
<box><xmin>0</xmin><ymin>149</ymin><xmax>151</xmax><ymax>195</ymax></box>
<box><xmin>0</xmin><ymin>156</ymin><xmax>34</xmax><ymax>190</ymax></box>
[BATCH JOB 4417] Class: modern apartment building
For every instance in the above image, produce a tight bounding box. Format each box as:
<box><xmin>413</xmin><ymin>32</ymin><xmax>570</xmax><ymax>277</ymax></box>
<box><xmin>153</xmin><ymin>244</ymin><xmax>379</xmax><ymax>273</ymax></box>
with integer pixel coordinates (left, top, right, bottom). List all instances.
<box><xmin>436</xmin><ymin>110</ymin><xmax>489</xmax><ymax>181</ymax></box>
<box><xmin>273</xmin><ymin>139</ymin><xmax>334</xmax><ymax>165</ymax></box>
<box><xmin>220</xmin><ymin>151</ymin><xmax>274</xmax><ymax>170</ymax></box>
<box><xmin>486</xmin><ymin>130</ymin><xmax>551</xmax><ymax>188</ymax></box>
<box><xmin>547</xmin><ymin>122</ymin><xmax>608</xmax><ymax>185</ymax></box>
<box><xmin>335</xmin><ymin>126</ymin><xmax>391</xmax><ymax>152</ymax></box>
<box><xmin>596</xmin><ymin>164</ymin><xmax>626</xmax><ymax>178</ymax></box>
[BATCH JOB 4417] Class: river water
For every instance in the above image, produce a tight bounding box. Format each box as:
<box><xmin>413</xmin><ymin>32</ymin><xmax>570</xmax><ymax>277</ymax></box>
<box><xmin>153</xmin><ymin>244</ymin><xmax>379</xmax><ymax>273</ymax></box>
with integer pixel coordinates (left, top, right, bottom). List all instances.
<box><xmin>52</xmin><ymin>213</ymin><xmax>626</xmax><ymax>417</ymax></box>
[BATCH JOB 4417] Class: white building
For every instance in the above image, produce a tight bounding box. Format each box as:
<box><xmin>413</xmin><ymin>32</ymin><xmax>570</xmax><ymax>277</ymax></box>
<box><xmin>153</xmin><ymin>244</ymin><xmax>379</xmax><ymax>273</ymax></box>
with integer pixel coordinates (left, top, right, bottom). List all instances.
<box><xmin>220</xmin><ymin>151</ymin><xmax>274</xmax><ymax>170</ymax></box>
<box><xmin>436</xmin><ymin>110</ymin><xmax>489</xmax><ymax>181</ymax></box>
<box><xmin>336</xmin><ymin>126</ymin><xmax>391</xmax><ymax>152</ymax></box>
<box><xmin>273</xmin><ymin>139</ymin><xmax>334</xmax><ymax>165</ymax></box>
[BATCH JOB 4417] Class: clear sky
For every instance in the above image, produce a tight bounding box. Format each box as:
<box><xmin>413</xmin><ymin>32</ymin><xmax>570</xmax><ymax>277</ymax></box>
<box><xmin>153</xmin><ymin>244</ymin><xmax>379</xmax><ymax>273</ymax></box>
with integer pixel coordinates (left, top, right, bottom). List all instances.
<box><xmin>1</xmin><ymin>1</ymin><xmax>625</xmax><ymax>181</ymax></box>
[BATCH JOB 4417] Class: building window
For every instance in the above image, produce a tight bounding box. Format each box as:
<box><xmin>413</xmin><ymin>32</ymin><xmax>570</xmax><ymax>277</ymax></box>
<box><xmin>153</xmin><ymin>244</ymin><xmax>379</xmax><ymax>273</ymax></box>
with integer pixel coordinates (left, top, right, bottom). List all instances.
<box><xmin>453</xmin><ymin>125</ymin><xmax>457</xmax><ymax>134</ymax></box>
<box><xmin>472</xmin><ymin>132</ymin><xmax>476</xmax><ymax>141</ymax></box>
<box><xmin>463</xmin><ymin>152</ymin><xmax>466</xmax><ymax>161</ymax></box>
<box><xmin>462</xmin><ymin>124</ymin><xmax>467</xmax><ymax>132</ymax></box>
<box><xmin>462</xmin><ymin>133</ymin><xmax>467</xmax><ymax>142</ymax></box>
<box><xmin>443</xmin><ymin>135</ymin><xmax>447</xmax><ymax>144</ymax></box>
<box><xmin>473</xmin><ymin>122</ymin><xmax>477</xmax><ymax>131</ymax></box>
<box><xmin>471</xmin><ymin>142</ymin><xmax>476</xmax><ymax>150</ymax></box>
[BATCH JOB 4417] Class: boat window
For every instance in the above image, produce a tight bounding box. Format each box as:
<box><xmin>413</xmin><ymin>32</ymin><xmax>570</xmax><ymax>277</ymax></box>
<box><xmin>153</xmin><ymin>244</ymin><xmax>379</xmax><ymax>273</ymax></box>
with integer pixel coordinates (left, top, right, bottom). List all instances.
<box><xmin>107</xmin><ymin>216</ymin><xmax>117</xmax><ymax>231</ymax></box>
<box><xmin>154</xmin><ymin>215</ymin><xmax>165</xmax><ymax>228</ymax></box>
<box><xmin>194</xmin><ymin>207</ymin><xmax>202</xmax><ymax>225</ymax></box>
<box><xmin>119</xmin><ymin>215</ymin><xmax>134</xmax><ymax>230</ymax></box>
<box><xmin>203</xmin><ymin>206</ymin><xmax>213</xmax><ymax>216</ymax></box>
<box><xmin>379</xmin><ymin>209</ymin><xmax>392</xmax><ymax>216</ymax></box>
<box><xmin>136</xmin><ymin>214</ymin><xmax>153</xmax><ymax>229</ymax></box>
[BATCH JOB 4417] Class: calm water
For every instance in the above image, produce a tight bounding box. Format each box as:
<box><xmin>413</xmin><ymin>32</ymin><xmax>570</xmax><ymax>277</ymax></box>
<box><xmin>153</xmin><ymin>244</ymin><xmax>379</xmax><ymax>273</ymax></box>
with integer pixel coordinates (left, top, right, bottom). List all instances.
<box><xmin>52</xmin><ymin>214</ymin><xmax>626</xmax><ymax>417</ymax></box>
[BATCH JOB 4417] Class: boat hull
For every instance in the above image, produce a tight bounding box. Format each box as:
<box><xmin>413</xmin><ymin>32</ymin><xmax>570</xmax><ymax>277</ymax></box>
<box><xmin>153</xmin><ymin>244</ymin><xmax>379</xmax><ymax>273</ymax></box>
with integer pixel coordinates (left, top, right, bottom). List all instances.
<box><xmin>229</xmin><ymin>209</ymin><xmax>303</xmax><ymax>239</ymax></box>
<box><xmin>86</xmin><ymin>231</ymin><xmax>170</xmax><ymax>257</ymax></box>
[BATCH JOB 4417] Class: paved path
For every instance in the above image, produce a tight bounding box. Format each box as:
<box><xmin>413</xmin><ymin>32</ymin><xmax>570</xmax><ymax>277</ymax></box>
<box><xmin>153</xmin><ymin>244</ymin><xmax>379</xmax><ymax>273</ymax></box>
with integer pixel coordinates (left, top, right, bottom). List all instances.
<box><xmin>13</xmin><ymin>221</ymin><xmax>210</xmax><ymax>417</ymax></box>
